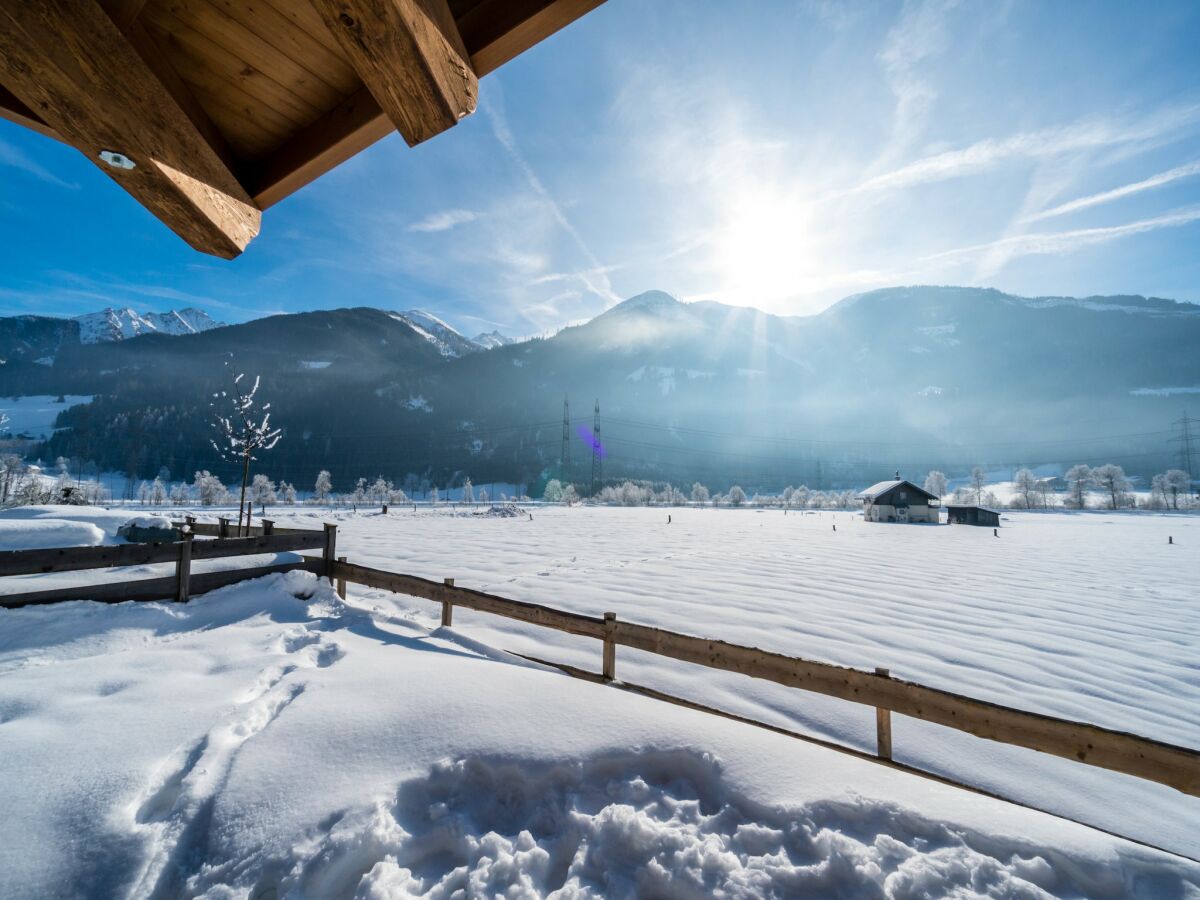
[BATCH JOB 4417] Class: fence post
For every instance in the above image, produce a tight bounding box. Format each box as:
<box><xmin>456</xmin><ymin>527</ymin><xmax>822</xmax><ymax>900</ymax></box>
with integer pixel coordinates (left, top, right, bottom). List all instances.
<box><xmin>322</xmin><ymin>523</ymin><xmax>337</xmax><ymax>583</ymax></box>
<box><xmin>218</xmin><ymin>517</ymin><xmax>230</xmax><ymax>538</ymax></box>
<box><xmin>261</xmin><ymin>518</ymin><xmax>274</xmax><ymax>535</ymax></box>
<box><xmin>875</xmin><ymin>667</ymin><xmax>893</xmax><ymax>760</ymax></box>
<box><xmin>603</xmin><ymin>612</ymin><xmax>617</xmax><ymax>681</ymax></box>
<box><xmin>336</xmin><ymin>556</ymin><xmax>347</xmax><ymax>599</ymax></box>
<box><xmin>441</xmin><ymin>578</ymin><xmax>454</xmax><ymax>626</ymax></box>
<box><xmin>176</xmin><ymin>531</ymin><xmax>194</xmax><ymax>603</ymax></box>
<box><xmin>382</xmin><ymin>503</ymin><xmax>388</xmax><ymax>515</ymax></box>
<box><xmin>185</xmin><ymin>515</ymin><xmax>196</xmax><ymax>531</ymax></box>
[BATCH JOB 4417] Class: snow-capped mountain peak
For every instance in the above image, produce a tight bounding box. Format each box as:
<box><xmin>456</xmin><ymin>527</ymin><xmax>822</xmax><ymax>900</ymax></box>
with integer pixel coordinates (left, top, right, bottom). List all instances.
<box><xmin>73</xmin><ymin>307</ymin><xmax>223</xmax><ymax>343</ymax></box>
<box><xmin>390</xmin><ymin>310</ymin><xmax>512</xmax><ymax>356</ymax></box>
<box><xmin>472</xmin><ymin>330</ymin><xmax>514</xmax><ymax>350</ymax></box>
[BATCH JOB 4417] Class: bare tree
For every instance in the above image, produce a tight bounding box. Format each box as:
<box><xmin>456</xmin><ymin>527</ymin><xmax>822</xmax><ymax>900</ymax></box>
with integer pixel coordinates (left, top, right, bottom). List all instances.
<box><xmin>923</xmin><ymin>470</ymin><xmax>948</xmax><ymax>499</ymax></box>
<box><xmin>1013</xmin><ymin>468</ymin><xmax>1038</xmax><ymax>509</ymax></box>
<box><xmin>969</xmin><ymin>467</ymin><xmax>987</xmax><ymax>504</ymax></box>
<box><xmin>1164</xmin><ymin>469</ymin><xmax>1190</xmax><ymax>510</ymax></box>
<box><xmin>211</xmin><ymin>373</ymin><xmax>282</xmax><ymax>535</ymax></box>
<box><xmin>1065</xmin><ymin>464</ymin><xmax>1093</xmax><ymax>509</ymax></box>
<box><xmin>1092</xmin><ymin>464</ymin><xmax>1129</xmax><ymax>509</ymax></box>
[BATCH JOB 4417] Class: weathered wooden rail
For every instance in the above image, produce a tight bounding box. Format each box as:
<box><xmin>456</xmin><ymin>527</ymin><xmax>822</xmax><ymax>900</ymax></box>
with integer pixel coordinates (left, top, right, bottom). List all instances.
<box><xmin>329</xmin><ymin>559</ymin><xmax>1200</xmax><ymax>798</ymax></box>
<box><xmin>0</xmin><ymin>521</ymin><xmax>334</xmax><ymax>608</ymax></box>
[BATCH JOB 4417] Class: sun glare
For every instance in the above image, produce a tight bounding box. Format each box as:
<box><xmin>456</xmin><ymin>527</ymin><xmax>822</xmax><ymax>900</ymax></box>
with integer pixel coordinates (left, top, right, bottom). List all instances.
<box><xmin>714</xmin><ymin>188</ymin><xmax>820</xmax><ymax>313</ymax></box>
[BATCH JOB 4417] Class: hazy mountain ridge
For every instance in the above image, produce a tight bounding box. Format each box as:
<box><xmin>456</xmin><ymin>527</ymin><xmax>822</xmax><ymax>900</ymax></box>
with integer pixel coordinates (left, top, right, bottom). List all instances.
<box><xmin>4</xmin><ymin>286</ymin><xmax>1198</xmax><ymax>487</ymax></box>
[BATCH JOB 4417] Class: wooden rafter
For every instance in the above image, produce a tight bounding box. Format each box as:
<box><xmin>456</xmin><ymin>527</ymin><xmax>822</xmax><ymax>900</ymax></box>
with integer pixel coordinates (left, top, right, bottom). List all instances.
<box><xmin>311</xmin><ymin>0</ymin><xmax>478</xmax><ymax>147</ymax></box>
<box><xmin>0</xmin><ymin>0</ymin><xmax>260</xmax><ymax>258</ymax></box>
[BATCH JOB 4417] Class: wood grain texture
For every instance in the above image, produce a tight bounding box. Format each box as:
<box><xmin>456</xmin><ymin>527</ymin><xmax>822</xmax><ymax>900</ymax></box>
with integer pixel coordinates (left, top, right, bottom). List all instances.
<box><xmin>311</xmin><ymin>0</ymin><xmax>477</xmax><ymax>146</ymax></box>
<box><xmin>0</xmin><ymin>0</ymin><xmax>260</xmax><ymax>257</ymax></box>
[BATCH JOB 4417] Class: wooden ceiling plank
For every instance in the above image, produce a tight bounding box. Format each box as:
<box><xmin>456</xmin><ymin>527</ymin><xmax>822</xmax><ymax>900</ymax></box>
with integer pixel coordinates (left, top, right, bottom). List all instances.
<box><xmin>154</xmin><ymin>0</ymin><xmax>348</xmax><ymax>112</ymax></box>
<box><xmin>143</xmin><ymin>16</ymin><xmax>310</xmax><ymax>138</ymax></box>
<box><xmin>140</xmin><ymin>6</ymin><xmax>327</xmax><ymax>128</ymax></box>
<box><xmin>98</xmin><ymin>0</ymin><xmax>151</xmax><ymax>32</ymax></box>
<box><xmin>0</xmin><ymin>0</ymin><xmax>260</xmax><ymax>258</ymax></box>
<box><xmin>199</xmin><ymin>0</ymin><xmax>361</xmax><ymax>92</ymax></box>
<box><xmin>259</xmin><ymin>0</ymin><xmax>350</xmax><ymax>58</ymax></box>
<box><xmin>311</xmin><ymin>0</ymin><xmax>479</xmax><ymax>147</ymax></box>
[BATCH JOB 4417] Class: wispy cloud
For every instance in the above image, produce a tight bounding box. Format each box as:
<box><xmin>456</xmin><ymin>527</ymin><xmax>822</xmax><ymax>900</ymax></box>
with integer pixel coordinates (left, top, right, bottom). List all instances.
<box><xmin>0</xmin><ymin>136</ymin><xmax>78</xmax><ymax>190</ymax></box>
<box><xmin>1023</xmin><ymin>160</ymin><xmax>1200</xmax><ymax>222</ymax></box>
<box><xmin>482</xmin><ymin>85</ymin><xmax>619</xmax><ymax>307</ymax></box>
<box><xmin>856</xmin><ymin>105</ymin><xmax>1200</xmax><ymax>194</ymax></box>
<box><xmin>923</xmin><ymin>206</ymin><xmax>1200</xmax><ymax>266</ymax></box>
<box><xmin>406</xmin><ymin>209</ymin><xmax>479</xmax><ymax>232</ymax></box>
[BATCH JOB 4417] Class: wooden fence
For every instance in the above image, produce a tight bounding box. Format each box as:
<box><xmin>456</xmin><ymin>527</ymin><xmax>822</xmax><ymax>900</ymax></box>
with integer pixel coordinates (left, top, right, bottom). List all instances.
<box><xmin>0</xmin><ymin>520</ymin><xmax>334</xmax><ymax>608</ymax></box>
<box><xmin>0</xmin><ymin>525</ymin><xmax>1196</xmax><ymax>802</ymax></box>
<box><xmin>329</xmin><ymin>559</ymin><xmax>1200</xmax><ymax>798</ymax></box>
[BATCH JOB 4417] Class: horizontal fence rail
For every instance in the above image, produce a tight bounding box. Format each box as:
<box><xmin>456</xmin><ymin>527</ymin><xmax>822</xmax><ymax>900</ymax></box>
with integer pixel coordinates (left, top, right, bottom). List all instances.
<box><xmin>0</xmin><ymin>524</ymin><xmax>334</xmax><ymax>609</ymax></box>
<box><xmin>329</xmin><ymin>560</ymin><xmax>1200</xmax><ymax>798</ymax></box>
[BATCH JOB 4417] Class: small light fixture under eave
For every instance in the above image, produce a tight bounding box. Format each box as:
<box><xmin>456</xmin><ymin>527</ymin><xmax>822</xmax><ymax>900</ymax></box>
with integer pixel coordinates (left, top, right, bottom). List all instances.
<box><xmin>98</xmin><ymin>150</ymin><xmax>136</xmax><ymax>170</ymax></box>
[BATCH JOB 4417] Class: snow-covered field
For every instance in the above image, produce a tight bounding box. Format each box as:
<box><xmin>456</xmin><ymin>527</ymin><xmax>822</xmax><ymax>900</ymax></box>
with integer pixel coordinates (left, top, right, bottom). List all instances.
<box><xmin>0</xmin><ymin>394</ymin><xmax>93</xmax><ymax>439</ymax></box>
<box><xmin>1</xmin><ymin>506</ymin><xmax>1198</xmax><ymax>897</ymax></box>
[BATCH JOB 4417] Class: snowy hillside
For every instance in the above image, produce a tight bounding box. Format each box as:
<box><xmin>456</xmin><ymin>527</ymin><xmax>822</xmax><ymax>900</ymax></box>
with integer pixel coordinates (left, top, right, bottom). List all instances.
<box><xmin>471</xmin><ymin>329</ymin><xmax>514</xmax><ymax>349</ymax></box>
<box><xmin>390</xmin><ymin>309</ymin><xmax>491</xmax><ymax>357</ymax></box>
<box><xmin>73</xmin><ymin>307</ymin><xmax>223</xmax><ymax>343</ymax></box>
<box><xmin>1</xmin><ymin>506</ymin><xmax>1198</xmax><ymax>897</ymax></box>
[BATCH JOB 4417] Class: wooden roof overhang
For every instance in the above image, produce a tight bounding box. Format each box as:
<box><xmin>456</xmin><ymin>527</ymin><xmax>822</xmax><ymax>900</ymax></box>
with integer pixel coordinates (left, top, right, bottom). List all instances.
<box><xmin>0</xmin><ymin>0</ymin><xmax>605</xmax><ymax>258</ymax></box>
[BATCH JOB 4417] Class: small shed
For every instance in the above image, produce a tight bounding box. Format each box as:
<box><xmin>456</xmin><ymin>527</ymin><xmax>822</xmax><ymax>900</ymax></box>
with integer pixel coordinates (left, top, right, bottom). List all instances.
<box><xmin>856</xmin><ymin>478</ymin><xmax>939</xmax><ymax>523</ymax></box>
<box><xmin>946</xmin><ymin>505</ymin><xmax>1001</xmax><ymax>527</ymax></box>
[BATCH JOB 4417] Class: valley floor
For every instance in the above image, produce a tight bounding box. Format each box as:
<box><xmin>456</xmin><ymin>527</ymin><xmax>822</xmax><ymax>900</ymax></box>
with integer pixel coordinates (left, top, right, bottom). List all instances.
<box><xmin>0</xmin><ymin>506</ymin><xmax>1197</xmax><ymax>897</ymax></box>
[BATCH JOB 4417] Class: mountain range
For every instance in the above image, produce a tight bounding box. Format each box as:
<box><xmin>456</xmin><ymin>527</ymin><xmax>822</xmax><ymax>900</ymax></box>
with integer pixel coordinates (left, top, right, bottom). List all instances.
<box><xmin>2</xmin><ymin>286</ymin><xmax>1196</xmax><ymax>491</ymax></box>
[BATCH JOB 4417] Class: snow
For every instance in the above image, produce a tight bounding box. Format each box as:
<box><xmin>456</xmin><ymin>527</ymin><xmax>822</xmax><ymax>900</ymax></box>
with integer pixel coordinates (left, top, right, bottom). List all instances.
<box><xmin>1</xmin><ymin>506</ymin><xmax>1198</xmax><ymax>896</ymax></box>
<box><xmin>389</xmin><ymin>310</ymin><xmax>484</xmax><ymax>357</ymax></box>
<box><xmin>0</xmin><ymin>518</ymin><xmax>105</xmax><ymax>550</ymax></box>
<box><xmin>0</xmin><ymin>394</ymin><xmax>94</xmax><ymax>439</ymax></box>
<box><xmin>74</xmin><ymin>307</ymin><xmax>222</xmax><ymax>343</ymax></box>
<box><xmin>121</xmin><ymin>515</ymin><xmax>174</xmax><ymax>531</ymax></box>
<box><xmin>472</xmin><ymin>330</ymin><xmax>514</xmax><ymax>349</ymax></box>
<box><xmin>299</xmin><ymin>360</ymin><xmax>332</xmax><ymax>370</ymax></box>
<box><xmin>403</xmin><ymin>395</ymin><xmax>432</xmax><ymax>412</ymax></box>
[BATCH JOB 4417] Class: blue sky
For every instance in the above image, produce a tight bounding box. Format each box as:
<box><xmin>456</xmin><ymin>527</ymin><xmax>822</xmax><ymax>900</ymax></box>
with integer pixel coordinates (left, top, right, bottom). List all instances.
<box><xmin>2</xmin><ymin>0</ymin><xmax>1199</xmax><ymax>337</ymax></box>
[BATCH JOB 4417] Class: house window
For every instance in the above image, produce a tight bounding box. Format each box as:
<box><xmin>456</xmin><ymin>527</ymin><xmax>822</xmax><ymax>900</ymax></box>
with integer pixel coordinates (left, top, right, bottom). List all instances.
<box><xmin>898</xmin><ymin>491</ymin><xmax>906</xmax><ymax>499</ymax></box>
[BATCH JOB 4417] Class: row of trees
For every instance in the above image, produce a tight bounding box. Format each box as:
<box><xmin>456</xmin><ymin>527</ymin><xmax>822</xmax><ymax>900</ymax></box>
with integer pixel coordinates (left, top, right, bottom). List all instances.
<box><xmin>545</xmin><ymin>479</ymin><xmax>861</xmax><ymax>509</ymax></box>
<box><xmin>922</xmin><ymin>465</ymin><xmax>1195</xmax><ymax>510</ymax></box>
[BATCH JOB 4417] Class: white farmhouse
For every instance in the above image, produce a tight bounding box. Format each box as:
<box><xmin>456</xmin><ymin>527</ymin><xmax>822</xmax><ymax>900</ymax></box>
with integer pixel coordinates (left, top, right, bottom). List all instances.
<box><xmin>856</xmin><ymin>477</ymin><xmax>940</xmax><ymax>524</ymax></box>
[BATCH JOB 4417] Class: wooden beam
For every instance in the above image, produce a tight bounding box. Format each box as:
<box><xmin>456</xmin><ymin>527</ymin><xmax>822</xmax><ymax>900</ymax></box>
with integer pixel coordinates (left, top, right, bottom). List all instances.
<box><xmin>249</xmin><ymin>0</ymin><xmax>603</xmax><ymax>207</ymax></box>
<box><xmin>0</xmin><ymin>0</ymin><xmax>260</xmax><ymax>258</ymax></box>
<box><xmin>457</xmin><ymin>0</ymin><xmax>607</xmax><ymax>77</ymax></box>
<box><xmin>247</xmin><ymin>85</ymin><xmax>391</xmax><ymax>208</ymax></box>
<box><xmin>0</xmin><ymin>85</ymin><xmax>63</xmax><ymax>142</ymax></box>
<box><xmin>312</xmin><ymin>0</ymin><xmax>478</xmax><ymax>147</ymax></box>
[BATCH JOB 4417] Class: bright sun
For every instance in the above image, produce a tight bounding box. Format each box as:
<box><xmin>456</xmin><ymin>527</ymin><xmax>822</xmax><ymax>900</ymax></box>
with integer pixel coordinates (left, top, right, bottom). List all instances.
<box><xmin>715</xmin><ymin>188</ymin><xmax>819</xmax><ymax>312</ymax></box>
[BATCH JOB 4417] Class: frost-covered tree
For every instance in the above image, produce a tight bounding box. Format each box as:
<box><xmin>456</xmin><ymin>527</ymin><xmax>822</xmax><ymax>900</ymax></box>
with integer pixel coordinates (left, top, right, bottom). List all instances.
<box><xmin>477</xmin><ymin>486</ymin><xmax>489</xmax><ymax>504</ymax></box>
<box><xmin>1092</xmin><ymin>464</ymin><xmax>1129</xmax><ymax>510</ymax></box>
<box><xmin>1013</xmin><ymin>468</ymin><xmax>1038</xmax><ymax>509</ymax></box>
<box><xmin>369</xmin><ymin>477</ymin><xmax>390</xmax><ymax>504</ymax></box>
<box><xmin>150</xmin><ymin>477</ymin><xmax>168</xmax><ymax>506</ymax></box>
<box><xmin>462</xmin><ymin>478</ymin><xmax>474</xmax><ymax>505</ymax></box>
<box><xmin>1149</xmin><ymin>474</ymin><xmax>1169</xmax><ymax>510</ymax></box>
<box><xmin>690</xmin><ymin>482</ymin><xmax>710</xmax><ymax>504</ymax></box>
<box><xmin>192</xmin><ymin>470</ymin><xmax>227</xmax><ymax>506</ymax></box>
<box><xmin>543</xmin><ymin>479</ymin><xmax>563</xmax><ymax>502</ymax></box>
<box><xmin>1065</xmin><ymin>464</ymin><xmax>1093</xmax><ymax>509</ymax></box>
<box><xmin>1164</xmin><ymin>469</ymin><xmax>1191</xmax><ymax>510</ymax></box>
<box><xmin>430</xmin><ymin>486</ymin><xmax>440</xmax><ymax>506</ymax></box>
<box><xmin>969</xmin><ymin>467</ymin><xmax>987</xmax><ymax>504</ymax></box>
<box><xmin>170</xmin><ymin>482</ymin><xmax>189</xmax><ymax>506</ymax></box>
<box><xmin>561</xmin><ymin>484</ymin><xmax>579</xmax><ymax>504</ymax></box>
<box><xmin>923</xmin><ymin>470</ymin><xmax>948</xmax><ymax>499</ymax></box>
<box><xmin>211</xmin><ymin>373</ymin><xmax>282</xmax><ymax>535</ymax></box>
<box><xmin>314</xmin><ymin>470</ymin><xmax>332</xmax><ymax>504</ymax></box>
<box><xmin>250</xmin><ymin>474</ymin><xmax>277</xmax><ymax>508</ymax></box>
<box><xmin>728</xmin><ymin>485</ymin><xmax>746</xmax><ymax>507</ymax></box>
<box><xmin>280</xmin><ymin>482</ymin><xmax>297</xmax><ymax>505</ymax></box>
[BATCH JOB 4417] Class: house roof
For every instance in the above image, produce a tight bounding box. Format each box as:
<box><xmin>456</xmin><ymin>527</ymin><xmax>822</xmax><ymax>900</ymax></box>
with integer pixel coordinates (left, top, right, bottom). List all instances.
<box><xmin>0</xmin><ymin>1</ymin><xmax>605</xmax><ymax>258</ymax></box>
<box><xmin>946</xmin><ymin>505</ymin><xmax>1003</xmax><ymax>515</ymax></box>
<box><xmin>855</xmin><ymin>479</ymin><xmax>938</xmax><ymax>501</ymax></box>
